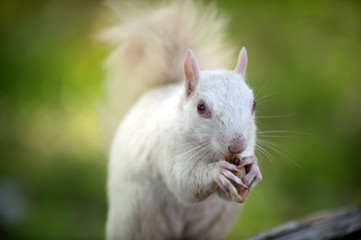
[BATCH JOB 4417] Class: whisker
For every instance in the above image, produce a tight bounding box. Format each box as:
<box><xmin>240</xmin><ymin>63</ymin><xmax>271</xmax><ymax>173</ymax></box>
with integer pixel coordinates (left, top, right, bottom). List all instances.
<box><xmin>256</xmin><ymin>92</ymin><xmax>279</xmax><ymax>103</ymax></box>
<box><xmin>254</xmin><ymin>80</ymin><xmax>269</xmax><ymax>99</ymax></box>
<box><xmin>257</xmin><ymin>138</ymin><xmax>302</xmax><ymax>169</ymax></box>
<box><xmin>255</xmin><ymin>120</ymin><xmax>269</xmax><ymax>129</ymax></box>
<box><xmin>255</xmin><ymin>144</ymin><xmax>280</xmax><ymax>174</ymax></box>
<box><xmin>255</xmin><ymin>144</ymin><xmax>278</xmax><ymax>167</ymax></box>
<box><xmin>256</xmin><ymin>135</ymin><xmax>295</xmax><ymax>139</ymax></box>
<box><xmin>175</xmin><ymin>141</ymin><xmax>209</xmax><ymax>159</ymax></box>
<box><xmin>255</xmin><ymin>113</ymin><xmax>295</xmax><ymax>119</ymax></box>
<box><xmin>202</xmin><ymin>146</ymin><xmax>216</xmax><ymax>162</ymax></box>
<box><xmin>257</xmin><ymin>99</ymin><xmax>273</xmax><ymax>105</ymax></box>
<box><xmin>258</xmin><ymin>140</ymin><xmax>290</xmax><ymax>160</ymax></box>
<box><xmin>257</xmin><ymin>130</ymin><xmax>312</xmax><ymax>136</ymax></box>
<box><xmin>195</xmin><ymin>144</ymin><xmax>212</xmax><ymax>160</ymax></box>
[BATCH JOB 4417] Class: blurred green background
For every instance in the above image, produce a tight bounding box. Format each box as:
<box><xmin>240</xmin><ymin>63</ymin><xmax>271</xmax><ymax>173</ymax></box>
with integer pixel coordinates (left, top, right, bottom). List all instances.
<box><xmin>0</xmin><ymin>0</ymin><xmax>360</xmax><ymax>239</ymax></box>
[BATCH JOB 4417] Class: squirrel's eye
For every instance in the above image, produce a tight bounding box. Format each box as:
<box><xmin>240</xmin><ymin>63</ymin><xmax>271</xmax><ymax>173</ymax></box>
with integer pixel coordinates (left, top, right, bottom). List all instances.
<box><xmin>252</xmin><ymin>100</ymin><xmax>256</xmax><ymax>113</ymax></box>
<box><xmin>197</xmin><ymin>101</ymin><xmax>207</xmax><ymax>115</ymax></box>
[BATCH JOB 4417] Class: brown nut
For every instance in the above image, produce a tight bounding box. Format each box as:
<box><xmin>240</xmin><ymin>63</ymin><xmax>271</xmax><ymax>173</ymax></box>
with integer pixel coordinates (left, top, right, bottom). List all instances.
<box><xmin>224</xmin><ymin>155</ymin><xmax>249</xmax><ymax>203</ymax></box>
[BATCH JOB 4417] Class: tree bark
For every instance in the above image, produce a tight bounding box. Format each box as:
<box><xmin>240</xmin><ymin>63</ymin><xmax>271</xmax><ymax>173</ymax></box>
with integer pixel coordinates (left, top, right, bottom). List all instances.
<box><xmin>247</xmin><ymin>205</ymin><xmax>361</xmax><ymax>240</ymax></box>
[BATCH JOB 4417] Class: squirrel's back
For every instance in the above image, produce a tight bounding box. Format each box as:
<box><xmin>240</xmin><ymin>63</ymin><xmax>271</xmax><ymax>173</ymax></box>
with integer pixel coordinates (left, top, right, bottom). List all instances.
<box><xmin>100</xmin><ymin>0</ymin><xmax>234</xmax><ymax>140</ymax></box>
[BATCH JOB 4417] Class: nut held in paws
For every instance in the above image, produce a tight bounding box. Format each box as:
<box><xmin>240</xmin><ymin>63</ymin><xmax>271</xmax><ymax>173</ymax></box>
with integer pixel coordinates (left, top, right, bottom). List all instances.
<box><xmin>224</xmin><ymin>155</ymin><xmax>249</xmax><ymax>203</ymax></box>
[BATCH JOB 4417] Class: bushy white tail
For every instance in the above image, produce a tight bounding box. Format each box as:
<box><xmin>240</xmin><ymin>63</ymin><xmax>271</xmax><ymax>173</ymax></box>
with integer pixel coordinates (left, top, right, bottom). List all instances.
<box><xmin>99</xmin><ymin>0</ymin><xmax>234</xmax><ymax>141</ymax></box>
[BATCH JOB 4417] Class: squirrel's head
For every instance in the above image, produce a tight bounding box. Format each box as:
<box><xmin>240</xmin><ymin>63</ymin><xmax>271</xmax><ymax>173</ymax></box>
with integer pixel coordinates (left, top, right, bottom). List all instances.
<box><xmin>182</xmin><ymin>48</ymin><xmax>256</xmax><ymax>157</ymax></box>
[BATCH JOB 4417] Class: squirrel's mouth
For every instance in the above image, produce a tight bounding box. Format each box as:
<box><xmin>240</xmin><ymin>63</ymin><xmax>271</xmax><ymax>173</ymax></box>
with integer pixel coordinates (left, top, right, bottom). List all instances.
<box><xmin>214</xmin><ymin>150</ymin><xmax>229</xmax><ymax>161</ymax></box>
<box><xmin>206</xmin><ymin>148</ymin><xmax>224</xmax><ymax>162</ymax></box>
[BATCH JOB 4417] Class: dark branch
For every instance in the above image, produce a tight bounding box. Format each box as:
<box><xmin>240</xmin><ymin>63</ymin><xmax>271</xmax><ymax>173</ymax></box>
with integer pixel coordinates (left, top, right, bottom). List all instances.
<box><xmin>247</xmin><ymin>205</ymin><xmax>361</xmax><ymax>240</ymax></box>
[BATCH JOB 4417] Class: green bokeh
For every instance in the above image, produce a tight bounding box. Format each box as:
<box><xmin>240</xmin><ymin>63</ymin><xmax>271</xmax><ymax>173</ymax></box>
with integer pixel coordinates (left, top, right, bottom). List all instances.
<box><xmin>0</xmin><ymin>0</ymin><xmax>360</xmax><ymax>239</ymax></box>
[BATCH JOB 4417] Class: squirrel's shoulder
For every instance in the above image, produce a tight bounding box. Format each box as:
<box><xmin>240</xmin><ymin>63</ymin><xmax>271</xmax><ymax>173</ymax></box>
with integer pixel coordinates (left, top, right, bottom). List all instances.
<box><xmin>140</xmin><ymin>83</ymin><xmax>182</xmax><ymax>105</ymax></box>
<box><xmin>120</xmin><ymin>83</ymin><xmax>182</xmax><ymax>129</ymax></box>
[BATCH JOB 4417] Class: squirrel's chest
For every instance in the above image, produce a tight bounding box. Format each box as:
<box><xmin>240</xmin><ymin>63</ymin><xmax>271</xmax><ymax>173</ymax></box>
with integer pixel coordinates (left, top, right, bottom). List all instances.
<box><xmin>153</xmin><ymin>192</ymin><xmax>241</xmax><ymax>237</ymax></box>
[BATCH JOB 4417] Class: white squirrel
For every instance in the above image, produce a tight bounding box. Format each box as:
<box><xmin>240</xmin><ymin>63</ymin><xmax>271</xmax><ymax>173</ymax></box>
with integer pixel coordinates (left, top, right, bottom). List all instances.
<box><xmin>101</xmin><ymin>1</ymin><xmax>262</xmax><ymax>239</ymax></box>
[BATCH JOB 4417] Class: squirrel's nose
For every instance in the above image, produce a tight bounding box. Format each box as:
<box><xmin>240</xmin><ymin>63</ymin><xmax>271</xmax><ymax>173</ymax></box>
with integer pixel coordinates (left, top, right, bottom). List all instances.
<box><xmin>228</xmin><ymin>137</ymin><xmax>246</xmax><ymax>154</ymax></box>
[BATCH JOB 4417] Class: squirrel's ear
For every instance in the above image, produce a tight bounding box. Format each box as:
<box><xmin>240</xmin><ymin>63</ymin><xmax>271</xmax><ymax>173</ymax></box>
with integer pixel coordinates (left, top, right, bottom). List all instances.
<box><xmin>234</xmin><ymin>47</ymin><xmax>248</xmax><ymax>78</ymax></box>
<box><xmin>184</xmin><ymin>49</ymin><xmax>200</xmax><ymax>97</ymax></box>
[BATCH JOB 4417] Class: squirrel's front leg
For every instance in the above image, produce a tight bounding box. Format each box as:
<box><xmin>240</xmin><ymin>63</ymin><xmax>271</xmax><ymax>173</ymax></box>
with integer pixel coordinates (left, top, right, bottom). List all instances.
<box><xmin>216</xmin><ymin>156</ymin><xmax>262</xmax><ymax>201</ymax></box>
<box><xmin>164</xmin><ymin>158</ymin><xmax>245</xmax><ymax>203</ymax></box>
<box><xmin>214</xmin><ymin>160</ymin><xmax>248</xmax><ymax>200</ymax></box>
<box><xmin>239</xmin><ymin>155</ymin><xmax>262</xmax><ymax>197</ymax></box>
<box><xmin>167</xmin><ymin>159</ymin><xmax>219</xmax><ymax>203</ymax></box>
<box><xmin>191</xmin><ymin>159</ymin><xmax>248</xmax><ymax>202</ymax></box>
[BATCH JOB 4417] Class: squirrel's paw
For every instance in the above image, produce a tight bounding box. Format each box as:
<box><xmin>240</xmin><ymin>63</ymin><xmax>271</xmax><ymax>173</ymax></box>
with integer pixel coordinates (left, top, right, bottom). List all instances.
<box><xmin>240</xmin><ymin>156</ymin><xmax>262</xmax><ymax>197</ymax></box>
<box><xmin>216</xmin><ymin>160</ymin><xmax>247</xmax><ymax>200</ymax></box>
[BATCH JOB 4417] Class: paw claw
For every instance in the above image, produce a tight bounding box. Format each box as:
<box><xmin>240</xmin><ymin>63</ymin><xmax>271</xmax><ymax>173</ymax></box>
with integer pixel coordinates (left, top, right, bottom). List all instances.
<box><xmin>242</xmin><ymin>159</ymin><xmax>262</xmax><ymax>196</ymax></box>
<box><xmin>220</xmin><ymin>169</ymin><xmax>247</xmax><ymax>188</ymax></box>
<box><xmin>216</xmin><ymin>156</ymin><xmax>261</xmax><ymax>203</ymax></box>
<box><xmin>220</xmin><ymin>160</ymin><xmax>242</xmax><ymax>172</ymax></box>
<box><xmin>239</xmin><ymin>155</ymin><xmax>256</xmax><ymax>167</ymax></box>
<box><xmin>219</xmin><ymin>174</ymin><xmax>239</xmax><ymax>196</ymax></box>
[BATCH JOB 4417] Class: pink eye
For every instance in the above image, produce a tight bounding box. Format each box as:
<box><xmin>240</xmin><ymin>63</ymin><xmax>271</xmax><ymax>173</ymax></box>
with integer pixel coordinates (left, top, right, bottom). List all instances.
<box><xmin>197</xmin><ymin>100</ymin><xmax>211</xmax><ymax>118</ymax></box>
<box><xmin>197</xmin><ymin>101</ymin><xmax>207</xmax><ymax>114</ymax></box>
<box><xmin>252</xmin><ymin>100</ymin><xmax>256</xmax><ymax>113</ymax></box>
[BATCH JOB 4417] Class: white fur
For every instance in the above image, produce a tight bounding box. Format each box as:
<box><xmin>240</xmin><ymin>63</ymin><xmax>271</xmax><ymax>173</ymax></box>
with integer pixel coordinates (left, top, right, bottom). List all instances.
<box><xmin>99</xmin><ymin>0</ymin><xmax>234</xmax><ymax>141</ymax></box>
<box><xmin>103</xmin><ymin>1</ymin><xmax>257</xmax><ymax>239</ymax></box>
